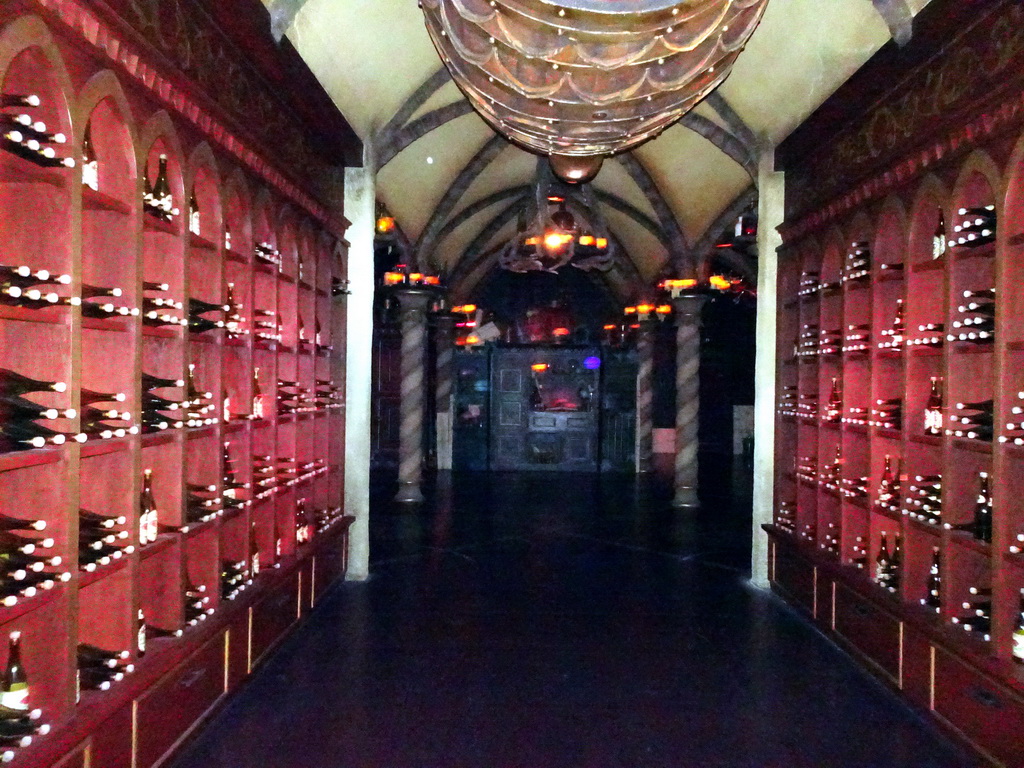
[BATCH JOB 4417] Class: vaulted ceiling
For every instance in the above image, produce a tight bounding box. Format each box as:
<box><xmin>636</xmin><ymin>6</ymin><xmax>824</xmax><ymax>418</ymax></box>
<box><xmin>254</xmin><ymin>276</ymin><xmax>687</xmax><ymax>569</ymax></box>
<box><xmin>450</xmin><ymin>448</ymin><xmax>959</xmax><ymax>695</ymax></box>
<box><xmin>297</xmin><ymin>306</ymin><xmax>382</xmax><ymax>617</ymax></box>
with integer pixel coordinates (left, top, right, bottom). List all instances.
<box><xmin>267</xmin><ymin>0</ymin><xmax>933</xmax><ymax>300</ymax></box>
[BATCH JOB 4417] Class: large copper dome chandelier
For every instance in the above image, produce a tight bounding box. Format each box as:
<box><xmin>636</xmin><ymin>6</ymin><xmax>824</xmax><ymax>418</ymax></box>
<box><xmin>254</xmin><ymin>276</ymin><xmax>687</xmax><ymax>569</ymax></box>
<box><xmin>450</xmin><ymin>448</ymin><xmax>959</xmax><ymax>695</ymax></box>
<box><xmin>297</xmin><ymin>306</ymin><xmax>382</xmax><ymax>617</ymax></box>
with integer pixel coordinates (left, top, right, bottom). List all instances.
<box><xmin>420</xmin><ymin>0</ymin><xmax>769</xmax><ymax>182</ymax></box>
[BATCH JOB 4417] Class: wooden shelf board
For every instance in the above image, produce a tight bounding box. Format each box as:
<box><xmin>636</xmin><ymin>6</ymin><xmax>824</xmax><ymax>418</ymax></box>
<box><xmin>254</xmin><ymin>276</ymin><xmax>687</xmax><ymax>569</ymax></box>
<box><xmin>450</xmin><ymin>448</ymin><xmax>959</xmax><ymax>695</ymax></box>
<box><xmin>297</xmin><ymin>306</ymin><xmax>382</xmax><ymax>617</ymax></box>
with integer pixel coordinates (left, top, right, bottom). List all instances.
<box><xmin>1001</xmin><ymin>442</ymin><xmax>1024</xmax><ymax>457</ymax></box>
<box><xmin>224</xmin><ymin>421</ymin><xmax>247</xmax><ymax>434</ymax></box>
<box><xmin>221</xmin><ymin>505</ymin><xmax>248</xmax><ymax>524</ymax></box>
<box><xmin>254</xmin><ymin>263</ymin><xmax>276</xmax><ymax>276</ymax></box>
<box><xmin>1006</xmin><ymin>341</ymin><xmax>1024</xmax><ymax>352</ymax></box>
<box><xmin>874</xmin><ymin>428</ymin><xmax>902</xmax><ymax>441</ymax></box>
<box><xmin>910</xmin><ymin>433</ymin><xmax>942</xmax><ymax>446</ymax></box>
<box><xmin>823</xmin><ymin>421</ymin><xmax>840</xmax><ymax>431</ymax></box>
<box><xmin>1008</xmin><ymin>232</ymin><xmax>1024</xmax><ymax>247</ymax></box>
<box><xmin>82</xmin><ymin>317</ymin><xmax>131</xmax><ymax>333</ymax></box>
<box><xmin>948</xmin><ymin>530</ymin><xmax>992</xmax><ymax>557</ymax></box>
<box><xmin>189</xmin><ymin>233</ymin><xmax>218</xmax><ymax>252</ymax></box>
<box><xmin>79</xmin><ymin>555</ymin><xmax>130</xmax><ymax>589</ymax></box>
<box><xmin>871</xmin><ymin>506</ymin><xmax>901</xmax><ymax>522</ymax></box>
<box><xmin>188</xmin><ymin>333</ymin><xmax>218</xmax><ymax>345</ymax></box>
<box><xmin>225</xmin><ymin>337</ymin><xmax>248</xmax><ymax>348</ymax></box>
<box><xmin>141</xmin><ymin>325</ymin><xmax>182</xmax><ymax>340</ymax></box>
<box><xmin>143</xmin><ymin>213</ymin><xmax>181</xmax><ymax>236</ymax></box>
<box><xmin>225</xmin><ymin>249</ymin><xmax>249</xmax><ymax>265</ymax></box>
<box><xmin>0</xmin><ymin>445</ymin><xmax>64</xmax><ymax>473</ymax></box>
<box><xmin>844</xmin><ymin>280</ymin><xmax>869</xmax><ymax>292</ymax></box>
<box><xmin>952</xmin><ymin>242</ymin><xmax>995</xmax><ymax>261</ymax></box>
<box><xmin>843</xmin><ymin>424</ymin><xmax>868</xmax><ymax>435</ymax></box>
<box><xmin>82</xmin><ymin>187</ymin><xmax>132</xmax><ymax>215</ymax></box>
<box><xmin>279</xmin><ymin>274</ymin><xmax>296</xmax><ymax>285</ymax></box>
<box><xmin>139</xmin><ymin>533</ymin><xmax>177</xmax><ymax>561</ymax></box>
<box><xmin>911</xmin><ymin>259</ymin><xmax>945</xmax><ymax>273</ymax></box>
<box><xmin>299</xmin><ymin>281</ymin><xmax>315</xmax><ymax>293</ymax></box>
<box><xmin>254</xmin><ymin>341</ymin><xmax>277</xmax><ymax>352</ymax></box>
<box><xmin>952</xmin><ymin>437</ymin><xmax>992</xmax><ymax>455</ymax></box>
<box><xmin>876</xmin><ymin>348</ymin><xmax>904</xmax><ymax>359</ymax></box>
<box><xmin>316</xmin><ymin>288</ymin><xmax>330</xmax><ymax>299</ymax></box>
<box><xmin>186</xmin><ymin>426</ymin><xmax>216</xmax><ymax>440</ymax></box>
<box><xmin>950</xmin><ymin>343</ymin><xmax>994</xmax><ymax>355</ymax></box>
<box><xmin>909</xmin><ymin>346</ymin><xmax>943</xmax><ymax>357</ymax></box>
<box><xmin>0</xmin><ymin>303</ymin><xmax>69</xmax><ymax>325</ymax></box>
<box><xmin>876</xmin><ymin>270</ymin><xmax>904</xmax><ymax>282</ymax></box>
<box><xmin>278</xmin><ymin>413</ymin><xmax>297</xmax><ymax>425</ymax></box>
<box><xmin>0</xmin><ymin>583</ymin><xmax>65</xmax><ymax>628</ymax></box>
<box><xmin>254</xmin><ymin>419</ymin><xmax>272</xmax><ymax>431</ymax></box>
<box><xmin>141</xmin><ymin>431</ymin><xmax>178</xmax><ymax>448</ymax></box>
<box><xmin>1005</xmin><ymin>551</ymin><xmax>1024</xmax><ymax>570</ymax></box>
<box><xmin>80</xmin><ymin>437</ymin><xmax>129</xmax><ymax>459</ymax></box>
<box><xmin>182</xmin><ymin>518</ymin><xmax>216</xmax><ymax>539</ymax></box>
<box><xmin>0</xmin><ymin>151</ymin><xmax>68</xmax><ymax>185</ymax></box>
<box><xmin>843</xmin><ymin>496</ymin><xmax>868</xmax><ymax>510</ymax></box>
<box><xmin>907</xmin><ymin>516</ymin><xmax>942</xmax><ymax>535</ymax></box>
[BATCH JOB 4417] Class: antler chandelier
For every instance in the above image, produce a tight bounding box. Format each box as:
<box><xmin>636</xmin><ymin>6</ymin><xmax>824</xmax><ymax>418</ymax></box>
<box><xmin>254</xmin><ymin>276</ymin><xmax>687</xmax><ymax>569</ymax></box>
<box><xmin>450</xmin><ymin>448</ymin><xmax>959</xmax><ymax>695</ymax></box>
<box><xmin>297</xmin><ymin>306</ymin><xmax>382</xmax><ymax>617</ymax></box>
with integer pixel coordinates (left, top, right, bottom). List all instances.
<box><xmin>421</xmin><ymin>0</ymin><xmax>769</xmax><ymax>182</ymax></box>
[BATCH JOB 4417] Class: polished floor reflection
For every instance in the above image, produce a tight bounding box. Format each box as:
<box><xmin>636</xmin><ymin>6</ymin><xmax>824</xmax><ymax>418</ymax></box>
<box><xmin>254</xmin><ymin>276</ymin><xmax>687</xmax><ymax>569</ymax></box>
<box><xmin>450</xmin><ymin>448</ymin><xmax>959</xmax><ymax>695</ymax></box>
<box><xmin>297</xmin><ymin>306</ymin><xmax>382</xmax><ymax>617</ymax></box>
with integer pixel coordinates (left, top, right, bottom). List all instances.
<box><xmin>170</xmin><ymin>464</ymin><xmax>972</xmax><ymax>768</ymax></box>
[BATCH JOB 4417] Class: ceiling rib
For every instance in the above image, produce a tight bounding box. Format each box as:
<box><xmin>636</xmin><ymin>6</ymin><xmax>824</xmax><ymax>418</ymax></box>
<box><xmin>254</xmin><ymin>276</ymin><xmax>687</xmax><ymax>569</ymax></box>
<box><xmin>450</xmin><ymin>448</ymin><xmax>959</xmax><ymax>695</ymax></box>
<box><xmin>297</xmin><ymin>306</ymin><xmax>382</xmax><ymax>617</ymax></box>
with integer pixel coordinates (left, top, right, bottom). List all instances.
<box><xmin>680</xmin><ymin>113</ymin><xmax>756</xmax><ymax>177</ymax></box>
<box><xmin>690</xmin><ymin>184</ymin><xmax>757</xmax><ymax>280</ymax></box>
<box><xmin>376</xmin><ymin>67</ymin><xmax>451</xmax><ymax>146</ymax></box>
<box><xmin>616</xmin><ymin>152</ymin><xmax>692</xmax><ymax>275</ymax></box>
<box><xmin>377</xmin><ymin>101</ymin><xmax>476</xmax><ymax>168</ymax></box>
<box><xmin>871</xmin><ymin>0</ymin><xmax>914</xmax><ymax>46</ymax></box>
<box><xmin>704</xmin><ymin>92</ymin><xmax>758</xmax><ymax>156</ymax></box>
<box><xmin>433</xmin><ymin>185</ymin><xmax>532</xmax><ymax>256</ymax></box>
<box><xmin>449</xmin><ymin>194</ymin><xmax>533</xmax><ymax>288</ymax></box>
<box><xmin>416</xmin><ymin>135</ymin><xmax>509</xmax><ymax>269</ymax></box>
<box><xmin>268</xmin><ymin>0</ymin><xmax>310</xmax><ymax>42</ymax></box>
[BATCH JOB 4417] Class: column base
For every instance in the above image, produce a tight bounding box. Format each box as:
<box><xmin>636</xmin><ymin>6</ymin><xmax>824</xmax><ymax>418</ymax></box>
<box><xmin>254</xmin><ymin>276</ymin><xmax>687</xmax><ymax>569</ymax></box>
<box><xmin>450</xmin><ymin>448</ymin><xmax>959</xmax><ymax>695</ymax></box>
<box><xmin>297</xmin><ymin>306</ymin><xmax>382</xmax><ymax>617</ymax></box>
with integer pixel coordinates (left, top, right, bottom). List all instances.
<box><xmin>394</xmin><ymin>481</ymin><xmax>424</xmax><ymax>504</ymax></box>
<box><xmin>672</xmin><ymin>487</ymin><xmax>700</xmax><ymax>509</ymax></box>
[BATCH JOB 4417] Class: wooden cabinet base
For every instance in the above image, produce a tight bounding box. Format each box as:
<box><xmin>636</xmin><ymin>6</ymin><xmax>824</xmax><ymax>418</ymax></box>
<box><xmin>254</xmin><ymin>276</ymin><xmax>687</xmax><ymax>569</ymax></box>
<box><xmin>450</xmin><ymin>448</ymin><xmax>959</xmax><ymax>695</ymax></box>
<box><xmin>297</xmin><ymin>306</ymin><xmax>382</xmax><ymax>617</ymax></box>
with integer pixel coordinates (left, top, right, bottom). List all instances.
<box><xmin>768</xmin><ymin>528</ymin><xmax>1024</xmax><ymax>768</ymax></box>
<box><xmin>13</xmin><ymin>520</ymin><xmax>352</xmax><ymax>768</ymax></box>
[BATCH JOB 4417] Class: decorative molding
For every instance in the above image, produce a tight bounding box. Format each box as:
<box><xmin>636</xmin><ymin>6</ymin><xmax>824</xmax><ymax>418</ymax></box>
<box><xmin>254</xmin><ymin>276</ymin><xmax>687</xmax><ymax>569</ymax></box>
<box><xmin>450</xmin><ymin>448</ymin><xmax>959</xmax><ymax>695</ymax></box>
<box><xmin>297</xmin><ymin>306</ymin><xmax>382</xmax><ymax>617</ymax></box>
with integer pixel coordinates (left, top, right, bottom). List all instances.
<box><xmin>377</xmin><ymin>101</ymin><xmax>476</xmax><ymax>168</ymax></box>
<box><xmin>616</xmin><ymin>152</ymin><xmax>692</xmax><ymax>274</ymax></box>
<box><xmin>781</xmin><ymin>0</ymin><xmax>1024</xmax><ymax>240</ymax></box>
<box><xmin>31</xmin><ymin>0</ymin><xmax>350</xmax><ymax>234</ymax></box>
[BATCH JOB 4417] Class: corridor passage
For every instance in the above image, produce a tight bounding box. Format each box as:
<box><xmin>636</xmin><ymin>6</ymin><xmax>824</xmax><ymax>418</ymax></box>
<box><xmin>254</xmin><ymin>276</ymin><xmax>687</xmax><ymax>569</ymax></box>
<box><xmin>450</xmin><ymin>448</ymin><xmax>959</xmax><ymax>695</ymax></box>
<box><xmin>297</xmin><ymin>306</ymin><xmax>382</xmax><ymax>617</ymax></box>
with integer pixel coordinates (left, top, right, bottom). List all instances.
<box><xmin>170</xmin><ymin>466</ymin><xmax>972</xmax><ymax>768</ymax></box>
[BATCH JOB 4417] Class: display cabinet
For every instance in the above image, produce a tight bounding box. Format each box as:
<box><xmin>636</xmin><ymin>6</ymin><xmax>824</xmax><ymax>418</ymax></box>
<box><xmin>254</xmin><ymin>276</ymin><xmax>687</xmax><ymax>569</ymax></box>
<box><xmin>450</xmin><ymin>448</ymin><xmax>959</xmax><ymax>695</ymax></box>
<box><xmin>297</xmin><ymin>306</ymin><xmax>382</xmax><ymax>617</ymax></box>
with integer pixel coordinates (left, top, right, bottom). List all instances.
<box><xmin>0</xmin><ymin>2</ymin><xmax>353</xmax><ymax>766</ymax></box>
<box><xmin>767</xmin><ymin>1</ymin><xmax>1024</xmax><ymax>765</ymax></box>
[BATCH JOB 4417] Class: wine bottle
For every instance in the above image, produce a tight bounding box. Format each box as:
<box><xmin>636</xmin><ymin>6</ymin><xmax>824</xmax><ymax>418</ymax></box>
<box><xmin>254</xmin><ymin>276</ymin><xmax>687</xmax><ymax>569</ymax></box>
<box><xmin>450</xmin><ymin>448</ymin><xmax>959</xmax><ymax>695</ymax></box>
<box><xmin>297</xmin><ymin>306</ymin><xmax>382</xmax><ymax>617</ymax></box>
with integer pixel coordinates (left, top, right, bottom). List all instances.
<box><xmin>188</xmin><ymin>189</ymin><xmax>200</xmax><ymax>236</ymax></box>
<box><xmin>875</xmin><ymin>533</ymin><xmax>890</xmax><ymax>588</ymax></box>
<box><xmin>80</xmin><ymin>509</ymin><xmax>126</xmax><ymax>529</ymax></box>
<box><xmin>252</xmin><ymin>368</ymin><xmax>266</xmax><ymax>420</ymax></box>
<box><xmin>888</xmin><ymin>535</ymin><xmax>903</xmax><ymax>592</ymax></box>
<box><xmin>973</xmin><ymin>472</ymin><xmax>993</xmax><ymax>543</ymax></box>
<box><xmin>932</xmin><ymin>209</ymin><xmax>947</xmax><ymax>259</ymax></box>
<box><xmin>81</xmin><ymin>120</ymin><xmax>98</xmax><ymax>191</ymax></box>
<box><xmin>0</xmin><ymin>516</ymin><xmax>44</xmax><ymax>534</ymax></box>
<box><xmin>188</xmin><ymin>297</ymin><xmax>228</xmax><ymax>317</ymax></box>
<box><xmin>136</xmin><ymin>609</ymin><xmax>146</xmax><ymax>656</ymax></box>
<box><xmin>0</xmin><ymin>369</ymin><xmax>66</xmax><ymax>398</ymax></box>
<box><xmin>143</xmin><ymin>154</ymin><xmax>175</xmax><ymax>221</ymax></box>
<box><xmin>1013</xmin><ymin>589</ymin><xmax>1024</xmax><ymax>665</ymax></box>
<box><xmin>77</xmin><ymin>644</ymin><xmax>130</xmax><ymax>670</ymax></box>
<box><xmin>188</xmin><ymin>315</ymin><xmax>224</xmax><ymax>334</ymax></box>
<box><xmin>0</xmin><ymin>94</ymin><xmax>40</xmax><ymax>109</ymax></box>
<box><xmin>142</xmin><ymin>393</ymin><xmax>182</xmax><ymax>412</ymax></box>
<box><xmin>80</xmin><ymin>387</ymin><xmax>126</xmax><ymax>406</ymax></box>
<box><xmin>0</xmin><ymin>267</ymin><xmax>70</xmax><ymax>290</ymax></box>
<box><xmin>924</xmin><ymin>377</ymin><xmax>943</xmax><ymax>435</ymax></box>
<box><xmin>139</xmin><ymin>469</ymin><xmax>158</xmax><ymax>546</ymax></box>
<box><xmin>0</xmin><ymin>633</ymin><xmax>28</xmax><ymax>713</ymax></box>
<box><xmin>77</xmin><ymin>665</ymin><xmax>119</xmax><ymax>691</ymax></box>
<box><xmin>0</xmin><ymin>396</ymin><xmax>75</xmax><ymax>422</ymax></box>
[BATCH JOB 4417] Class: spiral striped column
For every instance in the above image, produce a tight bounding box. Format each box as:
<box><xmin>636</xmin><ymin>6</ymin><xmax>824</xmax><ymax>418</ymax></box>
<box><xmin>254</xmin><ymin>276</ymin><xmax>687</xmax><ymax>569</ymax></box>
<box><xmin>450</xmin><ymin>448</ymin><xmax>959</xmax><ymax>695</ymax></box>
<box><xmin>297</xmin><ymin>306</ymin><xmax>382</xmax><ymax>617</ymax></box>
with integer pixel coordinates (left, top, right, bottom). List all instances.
<box><xmin>434</xmin><ymin>313</ymin><xmax>455</xmax><ymax>471</ymax></box>
<box><xmin>672</xmin><ymin>294</ymin><xmax>707</xmax><ymax>508</ymax></box>
<box><xmin>634</xmin><ymin>319</ymin><xmax>656</xmax><ymax>474</ymax></box>
<box><xmin>394</xmin><ymin>289</ymin><xmax>433</xmax><ymax>503</ymax></box>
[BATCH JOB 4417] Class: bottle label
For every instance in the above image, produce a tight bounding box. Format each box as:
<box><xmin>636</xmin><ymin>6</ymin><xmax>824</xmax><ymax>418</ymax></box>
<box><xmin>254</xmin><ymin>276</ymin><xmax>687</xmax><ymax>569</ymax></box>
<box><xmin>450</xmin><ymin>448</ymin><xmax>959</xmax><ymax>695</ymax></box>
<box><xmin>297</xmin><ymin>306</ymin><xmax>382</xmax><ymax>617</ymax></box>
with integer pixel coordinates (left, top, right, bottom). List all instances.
<box><xmin>138</xmin><ymin>623</ymin><xmax>147</xmax><ymax>654</ymax></box>
<box><xmin>1</xmin><ymin>684</ymin><xmax>28</xmax><ymax>711</ymax></box>
<box><xmin>1014</xmin><ymin>630</ymin><xmax>1024</xmax><ymax>661</ymax></box>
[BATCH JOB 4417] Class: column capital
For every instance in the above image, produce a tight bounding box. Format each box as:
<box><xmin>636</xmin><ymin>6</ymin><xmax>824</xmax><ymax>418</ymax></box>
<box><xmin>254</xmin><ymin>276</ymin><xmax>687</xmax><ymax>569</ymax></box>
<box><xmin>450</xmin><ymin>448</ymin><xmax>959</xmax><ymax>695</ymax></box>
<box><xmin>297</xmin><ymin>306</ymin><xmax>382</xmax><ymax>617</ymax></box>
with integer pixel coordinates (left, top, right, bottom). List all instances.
<box><xmin>672</xmin><ymin>292</ymin><xmax>708</xmax><ymax>323</ymax></box>
<box><xmin>392</xmin><ymin>286</ymin><xmax>436</xmax><ymax>315</ymax></box>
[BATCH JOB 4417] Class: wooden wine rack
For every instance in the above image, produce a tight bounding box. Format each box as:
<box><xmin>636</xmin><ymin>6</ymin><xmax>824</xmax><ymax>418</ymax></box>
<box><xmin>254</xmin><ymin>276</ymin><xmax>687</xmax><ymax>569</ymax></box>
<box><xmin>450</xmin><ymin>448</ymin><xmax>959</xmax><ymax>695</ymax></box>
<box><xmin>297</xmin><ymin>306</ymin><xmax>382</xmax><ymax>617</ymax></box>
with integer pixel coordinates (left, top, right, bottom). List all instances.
<box><xmin>767</xmin><ymin>2</ymin><xmax>1024</xmax><ymax>765</ymax></box>
<box><xmin>0</xmin><ymin>4</ymin><xmax>352</xmax><ymax>767</ymax></box>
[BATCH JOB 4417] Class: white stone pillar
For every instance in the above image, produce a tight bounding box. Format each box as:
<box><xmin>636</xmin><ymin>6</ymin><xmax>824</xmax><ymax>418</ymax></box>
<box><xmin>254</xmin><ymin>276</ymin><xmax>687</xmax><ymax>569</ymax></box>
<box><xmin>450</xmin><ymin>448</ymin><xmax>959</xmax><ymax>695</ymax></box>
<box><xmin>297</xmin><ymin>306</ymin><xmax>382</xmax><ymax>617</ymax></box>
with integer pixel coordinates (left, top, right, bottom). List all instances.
<box><xmin>751</xmin><ymin>146</ymin><xmax>784</xmax><ymax>588</ymax></box>
<box><xmin>343</xmin><ymin>151</ymin><xmax>375</xmax><ymax>581</ymax></box>
<box><xmin>672</xmin><ymin>294</ymin><xmax>707</xmax><ymax>508</ymax></box>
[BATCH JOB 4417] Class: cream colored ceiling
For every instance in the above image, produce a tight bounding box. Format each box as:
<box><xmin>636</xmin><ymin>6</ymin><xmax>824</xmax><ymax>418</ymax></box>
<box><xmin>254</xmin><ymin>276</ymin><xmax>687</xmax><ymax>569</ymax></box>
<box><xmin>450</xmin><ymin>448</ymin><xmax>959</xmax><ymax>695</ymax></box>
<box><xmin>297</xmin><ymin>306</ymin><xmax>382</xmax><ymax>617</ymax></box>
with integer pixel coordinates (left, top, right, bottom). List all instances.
<box><xmin>279</xmin><ymin>0</ymin><xmax>933</xmax><ymax>296</ymax></box>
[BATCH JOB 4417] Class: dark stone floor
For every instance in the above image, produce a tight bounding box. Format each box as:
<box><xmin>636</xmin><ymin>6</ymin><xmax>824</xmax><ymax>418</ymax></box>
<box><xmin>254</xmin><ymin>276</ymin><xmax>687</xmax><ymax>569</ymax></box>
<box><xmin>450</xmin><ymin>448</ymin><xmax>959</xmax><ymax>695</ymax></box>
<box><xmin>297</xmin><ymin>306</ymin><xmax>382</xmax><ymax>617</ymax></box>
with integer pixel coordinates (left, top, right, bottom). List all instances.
<box><xmin>169</xmin><ymin>462</ymin><xmax>974</xmax><ymax>768</ymax></box>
